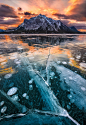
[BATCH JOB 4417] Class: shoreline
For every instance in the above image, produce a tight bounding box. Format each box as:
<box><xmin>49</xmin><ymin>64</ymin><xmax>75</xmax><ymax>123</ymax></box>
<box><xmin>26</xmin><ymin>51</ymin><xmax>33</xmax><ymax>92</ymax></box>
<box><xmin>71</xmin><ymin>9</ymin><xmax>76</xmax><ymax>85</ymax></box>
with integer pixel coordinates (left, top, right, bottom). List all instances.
<box><xmin>0</xmin><ymin>33</ymin><xmax>86</xmax><ymax>36</ymax></box>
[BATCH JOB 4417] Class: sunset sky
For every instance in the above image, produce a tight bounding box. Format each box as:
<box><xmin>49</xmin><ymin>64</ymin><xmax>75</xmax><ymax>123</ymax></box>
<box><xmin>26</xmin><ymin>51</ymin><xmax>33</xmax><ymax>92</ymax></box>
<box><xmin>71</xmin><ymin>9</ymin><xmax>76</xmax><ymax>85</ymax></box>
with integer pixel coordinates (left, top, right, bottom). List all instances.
<box><xmin>0</xmin><ymin>0</ymin><xmax>86</xmax><ymax>32</ymax></box>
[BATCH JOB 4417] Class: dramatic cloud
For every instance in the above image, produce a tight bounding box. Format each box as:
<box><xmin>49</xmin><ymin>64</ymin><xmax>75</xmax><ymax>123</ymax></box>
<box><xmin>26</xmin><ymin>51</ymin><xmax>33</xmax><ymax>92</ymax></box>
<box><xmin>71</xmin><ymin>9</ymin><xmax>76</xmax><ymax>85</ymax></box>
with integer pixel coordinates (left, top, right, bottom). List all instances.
<box><xmin>18</xmin><ymin>7</ymin><xmax>22</xmax><ymax>11</ymax></box>
<box><xmin>24</xmin><ymin>12</ymin><xmax>37</xmax><ymax>16</ymax></box>
<box><xmin>65</xmin><ymin>0</ymin><xmax>86</xmax><ymax>21</ymax></box>
<box><xmin>53</xmin><ymin>13</ymin><xmax>69</xmax><ymax>19</ymax></box>
<box><xmin>24</xmin><ymin>12</ymin><xmax>33</xmax><ymax>16</ymax></box>
<box><xmin>0</xmin><ymin>18</ymin><xmax>20</xmax><ymax>25</ymax></box>
<box><xmin>0</xmin><ymin>4</ymin><xmax>18</xmax><ymax>18</ymax></box>
<box><xmin>53</xmin><ymin>0</ymin><xmax>86</xmax><ymax>21</ymax></box>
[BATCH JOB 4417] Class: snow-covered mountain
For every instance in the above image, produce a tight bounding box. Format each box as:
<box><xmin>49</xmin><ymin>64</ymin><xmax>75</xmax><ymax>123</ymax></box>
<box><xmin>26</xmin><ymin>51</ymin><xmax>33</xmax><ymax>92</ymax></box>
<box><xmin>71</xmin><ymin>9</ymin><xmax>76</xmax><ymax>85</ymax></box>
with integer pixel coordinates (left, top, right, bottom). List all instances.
<box><xmin>15</xmin><ymin>14</ymin><xmax>79</xmax><ymax>33</ymax></box>
<box><xmin>70</xmin><ymin>26</ymin><xmax>79</xmax><ymax>33</ymax></box>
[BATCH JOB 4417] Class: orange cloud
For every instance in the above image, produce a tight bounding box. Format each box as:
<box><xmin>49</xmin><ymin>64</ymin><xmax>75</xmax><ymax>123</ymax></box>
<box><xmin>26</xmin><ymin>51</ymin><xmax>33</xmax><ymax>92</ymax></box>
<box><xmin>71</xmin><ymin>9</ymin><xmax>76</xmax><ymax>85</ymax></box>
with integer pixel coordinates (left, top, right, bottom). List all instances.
<box><xmin>53</xmin><ymin>0</ymin><xmax>86</xmax><ymax>22</ymax></box>
<box><xmin>64</xmin><ymin>0</ymin><xmax>86</xmax><ymax>21</ymax></box>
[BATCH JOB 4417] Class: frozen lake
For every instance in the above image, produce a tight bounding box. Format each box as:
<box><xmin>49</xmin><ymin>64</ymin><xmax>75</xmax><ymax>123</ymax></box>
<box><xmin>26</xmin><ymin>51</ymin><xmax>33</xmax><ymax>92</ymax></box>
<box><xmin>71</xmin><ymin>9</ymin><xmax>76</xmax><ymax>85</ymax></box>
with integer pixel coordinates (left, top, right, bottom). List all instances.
<box><xmin>0</xmin><ymin>34</ymin><xmax>86</xmax><ymax>125</ymax></box>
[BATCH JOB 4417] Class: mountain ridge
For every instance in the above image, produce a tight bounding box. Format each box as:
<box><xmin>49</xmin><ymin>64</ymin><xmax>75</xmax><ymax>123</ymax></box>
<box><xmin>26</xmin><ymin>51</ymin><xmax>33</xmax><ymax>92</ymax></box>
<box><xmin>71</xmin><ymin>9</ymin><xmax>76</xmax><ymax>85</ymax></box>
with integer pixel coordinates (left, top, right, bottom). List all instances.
<box><xmin>1</xmin><ymin>14</ymin><xmax>81</xmax><ymax>34</ymax></box>
<box><xmin>15</xmin><ymin>14</ymin><xmax>77</xmax><ymax>33</ymax></box>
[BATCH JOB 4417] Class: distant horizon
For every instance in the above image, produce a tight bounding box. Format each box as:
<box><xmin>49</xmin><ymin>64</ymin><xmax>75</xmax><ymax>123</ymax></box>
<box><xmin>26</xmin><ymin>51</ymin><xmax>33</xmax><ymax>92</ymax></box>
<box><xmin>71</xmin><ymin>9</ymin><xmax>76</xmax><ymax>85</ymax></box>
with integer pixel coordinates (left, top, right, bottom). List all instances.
<box><xmin>0</xmin><ymin>0</ymin><xmax>86</xmax><ymax>32</ymax></box>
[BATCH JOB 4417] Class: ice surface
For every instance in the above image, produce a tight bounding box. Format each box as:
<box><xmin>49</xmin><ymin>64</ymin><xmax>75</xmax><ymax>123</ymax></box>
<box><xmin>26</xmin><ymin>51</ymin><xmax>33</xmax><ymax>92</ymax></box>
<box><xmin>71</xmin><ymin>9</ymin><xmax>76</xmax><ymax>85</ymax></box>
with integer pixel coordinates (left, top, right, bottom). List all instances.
<box><xmin>52</xmin><ymin>63</ymin><xmax>86</xmax><ymax>111</ymax></box>
<box><xmin>0</xmin><ymin>110</ymin><xmax>79</xmax><ymax>125</ymax></box>
<box><xmin>18</xmin><ymin>55</ymin><xmax>81</xmax><ymax>125</ymax></box>
<box><xmin>20</xmin><ymin>57</ymin><xmax>69</xmax><ymax>116</ymax></box>
<box><xmin>7</xmin><ymin>87</ymin><xmax>18</xmax><ymax>96</ymax></box>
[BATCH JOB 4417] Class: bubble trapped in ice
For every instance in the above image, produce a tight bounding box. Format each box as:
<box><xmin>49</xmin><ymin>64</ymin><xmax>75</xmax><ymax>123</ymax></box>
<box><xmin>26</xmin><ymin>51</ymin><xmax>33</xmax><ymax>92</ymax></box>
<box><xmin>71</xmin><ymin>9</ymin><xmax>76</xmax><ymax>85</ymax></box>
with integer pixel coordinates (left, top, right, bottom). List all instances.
<box><xmin>11</xmin><ymin>95</ymin><xmax>19</xmax><ymax>101</ymax></box>
<box><xmin>1</xmin><ymin>106</ymin><xmax>7</xmax><ymax>113</ymax></box>
<box><xmin>22</xmin><ymin>93</ymin><xmax>27</xmax><ymax>97</ymax></box>
<box><xmin>7</xmin><ymin>87</ymin><xmax>18</xmax><ymax>96</ymax></box>
<box><xmin>4</xmin><ymin>73</ymin><xmax>12</xmax><ymax>79</ymax></box>
<box><xmin>0</xmin><ymin>101</ymin><xmax>4</xmax><ymax>106</ymax></box>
